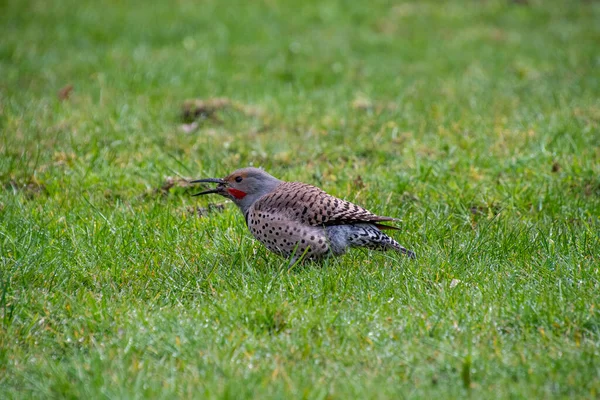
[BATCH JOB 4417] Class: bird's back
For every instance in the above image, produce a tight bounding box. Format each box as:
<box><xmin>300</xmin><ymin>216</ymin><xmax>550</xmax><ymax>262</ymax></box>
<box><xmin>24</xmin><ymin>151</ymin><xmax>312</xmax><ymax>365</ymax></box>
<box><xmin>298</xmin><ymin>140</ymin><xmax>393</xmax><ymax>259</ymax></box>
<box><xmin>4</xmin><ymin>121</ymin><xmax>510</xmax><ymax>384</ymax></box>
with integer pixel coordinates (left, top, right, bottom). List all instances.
<box><xmin>252</xmin><ymin>181</ymin><xmax>397</xmax><ymax>228</ymax></box>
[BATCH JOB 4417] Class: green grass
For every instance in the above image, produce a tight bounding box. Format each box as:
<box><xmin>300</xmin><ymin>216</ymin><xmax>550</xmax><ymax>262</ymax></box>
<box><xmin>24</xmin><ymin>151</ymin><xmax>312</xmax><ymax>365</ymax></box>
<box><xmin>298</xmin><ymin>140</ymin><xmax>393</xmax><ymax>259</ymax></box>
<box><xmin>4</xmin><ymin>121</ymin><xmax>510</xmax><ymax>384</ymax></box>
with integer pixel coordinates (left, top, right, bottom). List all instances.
<box><xmin>1</xmin><ymin>0</ymin><xmax>600</xmax><ymax>398</ymax></box>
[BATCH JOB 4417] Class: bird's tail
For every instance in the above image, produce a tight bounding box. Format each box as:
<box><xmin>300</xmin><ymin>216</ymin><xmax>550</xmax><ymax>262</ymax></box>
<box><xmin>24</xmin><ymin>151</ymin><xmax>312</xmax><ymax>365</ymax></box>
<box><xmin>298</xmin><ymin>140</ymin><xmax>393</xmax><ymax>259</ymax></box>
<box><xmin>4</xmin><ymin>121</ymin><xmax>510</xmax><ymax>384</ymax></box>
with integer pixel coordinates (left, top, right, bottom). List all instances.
<box><xmin>387</xmin><ymin>239</ymin><xmax>416</xmax><ymax>259</ymax></box>
<box><xmin>343</xmin><ymin>224</ymin><xmax>416</xmax><ymax>259</ymax></box>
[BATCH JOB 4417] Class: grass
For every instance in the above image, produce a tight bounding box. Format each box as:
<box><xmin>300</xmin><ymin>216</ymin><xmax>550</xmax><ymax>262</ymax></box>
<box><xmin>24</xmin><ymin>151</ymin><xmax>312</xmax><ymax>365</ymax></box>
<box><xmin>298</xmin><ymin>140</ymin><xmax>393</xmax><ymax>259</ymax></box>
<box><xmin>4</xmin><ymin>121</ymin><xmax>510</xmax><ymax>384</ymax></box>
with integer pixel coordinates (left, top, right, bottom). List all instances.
<box><xmin>1</xmin><ymin>0</ymin><xmax>600</xmax><ymax>398</ymax></box>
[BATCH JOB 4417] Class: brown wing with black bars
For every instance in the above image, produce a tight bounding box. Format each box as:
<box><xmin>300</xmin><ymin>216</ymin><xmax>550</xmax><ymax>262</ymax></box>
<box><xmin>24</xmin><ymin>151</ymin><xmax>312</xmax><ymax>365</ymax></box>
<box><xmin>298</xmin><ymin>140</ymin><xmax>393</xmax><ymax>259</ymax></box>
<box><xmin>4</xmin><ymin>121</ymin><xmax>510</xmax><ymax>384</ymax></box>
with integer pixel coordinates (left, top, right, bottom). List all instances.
<box><xmin>252</xmin><ymin>181</ymin><xmax>399</xmax><ymax>229</ymax></box>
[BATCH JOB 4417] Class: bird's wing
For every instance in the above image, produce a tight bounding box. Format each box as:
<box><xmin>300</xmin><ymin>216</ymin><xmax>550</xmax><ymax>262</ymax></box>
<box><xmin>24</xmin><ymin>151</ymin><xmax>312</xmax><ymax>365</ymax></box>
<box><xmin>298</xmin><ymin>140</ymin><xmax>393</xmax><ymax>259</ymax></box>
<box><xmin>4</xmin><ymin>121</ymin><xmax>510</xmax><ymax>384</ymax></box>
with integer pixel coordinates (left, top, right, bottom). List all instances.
<box><xmin>253</xmin><ymin>181</ymin><xmax>399</xmax><ymax>228</ymax></box>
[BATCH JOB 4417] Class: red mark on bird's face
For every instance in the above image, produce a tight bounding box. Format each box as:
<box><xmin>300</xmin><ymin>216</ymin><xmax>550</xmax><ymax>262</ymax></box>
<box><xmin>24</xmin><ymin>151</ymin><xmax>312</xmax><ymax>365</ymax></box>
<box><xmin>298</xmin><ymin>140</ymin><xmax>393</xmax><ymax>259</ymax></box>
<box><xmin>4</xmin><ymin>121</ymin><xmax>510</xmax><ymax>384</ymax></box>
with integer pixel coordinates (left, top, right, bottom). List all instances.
<box><xmin>227</xmin><ymin>188</ymin><xmax>247</xmax><ymax>199</ymax></box>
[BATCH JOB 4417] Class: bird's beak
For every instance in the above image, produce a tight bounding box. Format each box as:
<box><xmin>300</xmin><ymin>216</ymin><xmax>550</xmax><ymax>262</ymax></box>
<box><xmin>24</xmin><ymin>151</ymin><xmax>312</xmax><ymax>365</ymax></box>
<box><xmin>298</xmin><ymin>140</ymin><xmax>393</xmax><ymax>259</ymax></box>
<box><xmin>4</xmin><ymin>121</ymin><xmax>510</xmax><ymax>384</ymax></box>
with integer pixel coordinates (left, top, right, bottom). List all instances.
<box><xmin>190</xmin><ymin>178</ymin><xmax>227</xmax><ymax>196</ymax></box>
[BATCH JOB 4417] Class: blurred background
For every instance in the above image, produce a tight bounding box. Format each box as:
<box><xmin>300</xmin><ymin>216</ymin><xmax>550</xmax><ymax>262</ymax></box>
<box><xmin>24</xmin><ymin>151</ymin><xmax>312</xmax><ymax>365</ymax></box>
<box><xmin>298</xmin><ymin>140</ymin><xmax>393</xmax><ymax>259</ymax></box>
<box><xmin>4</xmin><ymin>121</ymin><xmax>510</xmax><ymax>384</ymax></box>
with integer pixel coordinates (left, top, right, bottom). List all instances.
<box><xmin>3</xmin><ymin>0</ymin><xmax>598</xmax><ymax>194</ymax></box>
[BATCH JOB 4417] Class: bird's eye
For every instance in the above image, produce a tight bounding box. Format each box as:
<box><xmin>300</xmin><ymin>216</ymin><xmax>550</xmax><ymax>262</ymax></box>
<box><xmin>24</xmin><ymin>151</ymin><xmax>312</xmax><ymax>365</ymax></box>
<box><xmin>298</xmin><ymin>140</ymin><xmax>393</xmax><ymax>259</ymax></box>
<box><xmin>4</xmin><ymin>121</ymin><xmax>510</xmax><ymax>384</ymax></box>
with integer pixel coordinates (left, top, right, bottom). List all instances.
<box><xmin>235</xmin><ymin>176</ymin><xmax>243</xmax><ymax>183</ymax></box>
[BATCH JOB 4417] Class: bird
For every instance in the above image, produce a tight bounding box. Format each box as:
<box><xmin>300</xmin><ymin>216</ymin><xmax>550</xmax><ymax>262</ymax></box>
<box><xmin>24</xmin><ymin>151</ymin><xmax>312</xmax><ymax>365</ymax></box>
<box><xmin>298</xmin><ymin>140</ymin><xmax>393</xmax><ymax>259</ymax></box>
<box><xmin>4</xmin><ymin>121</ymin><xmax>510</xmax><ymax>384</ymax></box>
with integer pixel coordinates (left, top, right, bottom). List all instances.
<box><xmin>191</xmin><ymin>167</ymin><xmax>415</xmax><ymax>264</ymax></box>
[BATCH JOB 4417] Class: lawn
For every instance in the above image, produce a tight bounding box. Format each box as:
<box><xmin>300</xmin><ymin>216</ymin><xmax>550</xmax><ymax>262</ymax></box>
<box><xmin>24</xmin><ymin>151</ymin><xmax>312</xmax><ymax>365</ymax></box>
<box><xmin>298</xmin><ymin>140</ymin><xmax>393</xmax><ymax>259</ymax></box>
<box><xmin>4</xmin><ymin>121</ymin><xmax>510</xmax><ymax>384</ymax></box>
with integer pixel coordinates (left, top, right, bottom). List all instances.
<box><xmin>1</xmin><ymin>0</ymin><xmax>599</xmax><ymax>398</ymax></box>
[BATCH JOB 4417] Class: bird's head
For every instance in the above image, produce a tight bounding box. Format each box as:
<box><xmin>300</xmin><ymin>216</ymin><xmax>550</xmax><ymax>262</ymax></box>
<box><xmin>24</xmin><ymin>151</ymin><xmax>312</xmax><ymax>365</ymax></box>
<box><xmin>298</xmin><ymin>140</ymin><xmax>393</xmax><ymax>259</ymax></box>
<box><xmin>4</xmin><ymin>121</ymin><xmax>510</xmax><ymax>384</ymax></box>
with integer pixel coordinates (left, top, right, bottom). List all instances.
<box><xmin>191</xmin><ymin>167</ymin><xmax>281</xmax><ymax>213</ymax></box>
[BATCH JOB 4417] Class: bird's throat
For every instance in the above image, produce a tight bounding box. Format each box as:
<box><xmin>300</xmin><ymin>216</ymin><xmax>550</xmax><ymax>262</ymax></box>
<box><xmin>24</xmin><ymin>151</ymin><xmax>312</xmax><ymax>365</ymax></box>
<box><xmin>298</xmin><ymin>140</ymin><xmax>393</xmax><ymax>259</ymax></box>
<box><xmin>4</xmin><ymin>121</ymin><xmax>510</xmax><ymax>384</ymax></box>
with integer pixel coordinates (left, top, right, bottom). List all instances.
<box><xmin>227</xmin><ymin>188</ymin><xmax>247</xmax><ymax>199</ymax></box>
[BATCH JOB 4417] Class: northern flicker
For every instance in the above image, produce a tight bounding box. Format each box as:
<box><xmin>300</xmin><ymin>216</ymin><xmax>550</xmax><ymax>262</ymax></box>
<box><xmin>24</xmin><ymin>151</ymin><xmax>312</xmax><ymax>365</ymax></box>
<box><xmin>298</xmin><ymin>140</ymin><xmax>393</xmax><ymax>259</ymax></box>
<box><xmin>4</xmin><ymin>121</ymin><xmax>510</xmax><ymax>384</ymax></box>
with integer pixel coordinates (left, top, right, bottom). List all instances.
<box><xmin>191</xmin><ymin>167</ymin><xmax>415</xmax><ymax>263</ymax></box>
